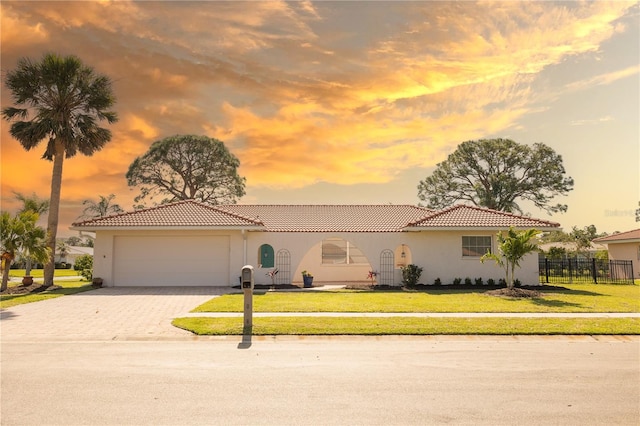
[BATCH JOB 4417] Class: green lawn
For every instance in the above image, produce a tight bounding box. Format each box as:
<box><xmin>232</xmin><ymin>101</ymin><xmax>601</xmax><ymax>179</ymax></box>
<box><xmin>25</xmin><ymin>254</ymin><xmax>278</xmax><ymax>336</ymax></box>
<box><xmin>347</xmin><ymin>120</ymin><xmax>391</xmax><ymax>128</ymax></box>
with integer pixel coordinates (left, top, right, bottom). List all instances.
<box><xmin>8</xmin><ymin>269</ymin><xmax>80</xmax><ymax>278</ymax></box>
<box><xmin>192</xmin><ymin>284</ymin><xmax>640</xmax><ymax>314</ymax></box>
<box><xmin>0</xmin><ymin>279</ymin><xmax>95</xmax><ymax>309</ymax></box>
<box><xmin>177</xmin><ymin>283</ymin><xmax>640</xmax><ymax>335</ymax></box>
<box><xmin>172</xmin><ymin>317</ymin><xmax>640</xmax><ymax>336</ymax></box>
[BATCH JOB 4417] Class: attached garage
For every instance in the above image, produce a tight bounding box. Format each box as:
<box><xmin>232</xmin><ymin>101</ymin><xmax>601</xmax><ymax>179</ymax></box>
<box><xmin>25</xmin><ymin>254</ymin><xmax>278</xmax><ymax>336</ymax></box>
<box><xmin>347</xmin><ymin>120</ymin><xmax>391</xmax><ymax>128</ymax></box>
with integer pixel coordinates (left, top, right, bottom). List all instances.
<box><xmin>70</xmin><ymin>201</ymin><xmax>265</xmax><ymax>287</ymax></box>
<box><xmin>113</xmin><ymin>235</ymin><xmax>230</xmax><ymax>286</ymax></box>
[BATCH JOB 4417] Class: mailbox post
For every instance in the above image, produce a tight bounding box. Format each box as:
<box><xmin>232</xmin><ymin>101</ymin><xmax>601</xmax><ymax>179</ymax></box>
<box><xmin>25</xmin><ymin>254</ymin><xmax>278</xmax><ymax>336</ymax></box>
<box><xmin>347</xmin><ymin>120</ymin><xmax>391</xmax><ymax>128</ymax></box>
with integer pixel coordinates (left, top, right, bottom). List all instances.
<box><xmin>241</xmin><ymin>265</ymin><xmax>254</xmax><ymax>328</ymax></box>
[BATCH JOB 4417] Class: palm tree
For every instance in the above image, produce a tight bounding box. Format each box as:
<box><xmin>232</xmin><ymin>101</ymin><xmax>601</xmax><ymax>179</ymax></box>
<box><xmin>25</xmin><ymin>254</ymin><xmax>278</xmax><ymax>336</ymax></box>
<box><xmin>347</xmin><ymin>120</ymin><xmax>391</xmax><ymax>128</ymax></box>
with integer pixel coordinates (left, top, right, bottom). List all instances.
<box><xmin>80</xmin><ymin>194</ymin><xmax>124</xmax><ymax>219</ymax></box>
<box><xmin>15</xmin><ymin>192</ymin><xmax>50</xmax><ymax>275</ymax></box>
<box><xmin>482</xmin><ymin>227</ymin><xmax>541</xmax><ymax>289</ymax></box>
<box><xmin>56</xmin><ymin>240</ymin><xmax>70</xmax><ymax>265</ymax></box>
<box><xmin>15</xmin><ymin>191</ymin><xmax>50</xmax><ymax>216</ymax></box>
<box><xmin>1</xmin><ymin>211</ymin><xmax>50</xmax><ymax>292</ymax></box>
<box><xmin>2</xmin><ymin>53</ymin><xmax>118</xmax><ymax>287</ymax></box>
<box><xmin>20</xmin><ymin>215</ymin><xmax>51</xmax><ymax>279</ymax></box>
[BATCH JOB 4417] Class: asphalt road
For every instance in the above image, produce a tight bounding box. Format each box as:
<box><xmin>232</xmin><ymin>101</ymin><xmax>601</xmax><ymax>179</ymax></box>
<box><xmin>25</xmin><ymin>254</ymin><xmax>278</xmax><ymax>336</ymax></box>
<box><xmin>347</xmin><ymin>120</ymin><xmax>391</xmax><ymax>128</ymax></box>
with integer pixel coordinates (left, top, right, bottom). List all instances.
<box><xmin>1</xmin><ymin>336</ymin><xmax>638</xmax><ymax>425</ymax></box>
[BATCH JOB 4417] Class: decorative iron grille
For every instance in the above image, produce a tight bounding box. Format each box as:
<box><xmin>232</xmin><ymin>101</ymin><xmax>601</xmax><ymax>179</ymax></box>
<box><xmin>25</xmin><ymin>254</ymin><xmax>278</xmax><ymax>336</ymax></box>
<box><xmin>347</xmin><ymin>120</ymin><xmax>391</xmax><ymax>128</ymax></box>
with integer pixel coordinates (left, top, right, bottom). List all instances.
<box><xmin>276</xmin><ymin>249</ymin><xmax>291</xmax><ymax>285</ymax></box>
<box><xmin>379</xmin><ymin>249</ymin><xmax>395</xmax><ymax>286</ymax></box>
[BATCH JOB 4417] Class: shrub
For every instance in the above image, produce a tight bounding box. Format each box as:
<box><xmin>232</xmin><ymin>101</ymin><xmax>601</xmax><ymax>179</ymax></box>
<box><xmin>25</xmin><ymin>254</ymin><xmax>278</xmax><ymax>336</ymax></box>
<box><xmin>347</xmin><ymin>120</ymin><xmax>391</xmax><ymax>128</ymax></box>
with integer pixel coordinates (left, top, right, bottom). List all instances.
<box><xmin>453</xmin><ymin>278</ymin><xmax>462</xmax><ymax>285</ymax></box>
<box><xmin>475</xmin><ymin>277</ymin><xmax>483</xmax><ymax>286</ymax></box>
<box><xmin>514</xmin><ymin>278</ymin><xmax>522</xmax><ymax>287</ymax></box>
<box><xmin>74</xmin><ymin>254</ymin><xmax>93</xmax><ymax>272</ymax></box>
<box><xmin>487</xmin><ymin>278</ymin><xmax>496</xmax><ymax>286</ymax></box>
<box><xmin>498</xmin><ymin>278</ymin><xmax>507</xmax><ymax>287</ymax></box>
<box><xmin>464</xmin><ymin>277</ymin><xmax>472</xmax><ymax>285</ymax></box>
<box><xmin>401</xmin><ymin>264</ymin><xmax>423</xmax><ymax>287</ymax></box>
<box><xmin>80</xmin><ymin>268</ymin><xmax>92</xmax><ymax>281</ymax></box>
<box><xmin>433</xmin><ymin>277</ymin><xmax>442</xmax><ymax>286</ymax></box>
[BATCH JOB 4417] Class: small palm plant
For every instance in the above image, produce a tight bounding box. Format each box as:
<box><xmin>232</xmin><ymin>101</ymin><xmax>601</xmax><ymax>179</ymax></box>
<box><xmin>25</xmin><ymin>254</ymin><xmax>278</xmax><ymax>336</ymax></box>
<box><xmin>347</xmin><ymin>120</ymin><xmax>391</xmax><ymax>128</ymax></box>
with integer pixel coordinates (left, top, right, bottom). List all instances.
<box><xmin>481</xmin><ymin>227</ymin><xmax>540</xmax><ymax>289</ymax></box>
<box><xmin>1</xmin><ymin>211</ymin><xmax>50</xmax><ymax>291</ymax></box>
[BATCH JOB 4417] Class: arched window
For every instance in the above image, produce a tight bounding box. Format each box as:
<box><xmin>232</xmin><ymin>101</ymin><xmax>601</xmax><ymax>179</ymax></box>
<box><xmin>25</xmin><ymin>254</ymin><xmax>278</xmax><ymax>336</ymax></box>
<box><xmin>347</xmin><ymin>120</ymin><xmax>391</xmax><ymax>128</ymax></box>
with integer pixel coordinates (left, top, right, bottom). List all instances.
<box><xmin>259</xmin><ymin>244</ymin><xmax>274</xmax><ymax>268</ymax></box>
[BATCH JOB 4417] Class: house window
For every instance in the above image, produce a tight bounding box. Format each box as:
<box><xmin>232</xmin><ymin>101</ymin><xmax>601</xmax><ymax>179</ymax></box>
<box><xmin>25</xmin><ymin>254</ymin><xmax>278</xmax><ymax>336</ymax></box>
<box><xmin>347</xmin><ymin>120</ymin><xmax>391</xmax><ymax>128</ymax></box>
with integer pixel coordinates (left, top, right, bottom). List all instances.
<box><xmin>259</xmin><ymin>244</ymin><xmax>274</xmax><ymax>268</ymax></box>
<box><xmin>462</xmin><ymin>236</ymin><xmax>492</xmax><ymax>257</ymax></box>
<box><xmin>322</xmin><ymin>238</ymin><xmax>367</xmax><ymax>264</ymax></box>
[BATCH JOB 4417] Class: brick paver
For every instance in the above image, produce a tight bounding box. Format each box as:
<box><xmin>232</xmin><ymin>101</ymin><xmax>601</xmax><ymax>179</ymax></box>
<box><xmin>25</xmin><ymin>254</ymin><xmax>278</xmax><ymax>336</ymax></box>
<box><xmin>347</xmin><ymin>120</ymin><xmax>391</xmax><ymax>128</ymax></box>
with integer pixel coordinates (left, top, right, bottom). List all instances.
<box><xmin>0</xmin><ymin>287</ymin><xmax>233</xmax><ymax>341</ymax></box>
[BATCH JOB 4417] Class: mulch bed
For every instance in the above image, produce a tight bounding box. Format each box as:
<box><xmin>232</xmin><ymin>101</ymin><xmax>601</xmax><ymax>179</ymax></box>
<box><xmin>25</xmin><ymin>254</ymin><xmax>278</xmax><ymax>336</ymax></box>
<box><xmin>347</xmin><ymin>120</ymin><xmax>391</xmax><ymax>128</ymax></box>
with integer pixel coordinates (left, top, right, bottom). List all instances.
<box><xmin>245</xmin><ymin>283</ymin><xmax>557</xmax><ymax>298</ymax></box>
<box><xmin>345</xmin><ymin>283</ymin><xmax>556</xmax><ymax>298</ymax></box>
<box><xmin>1</xmin><ymin>283</ymin><xmax>61</xmax><ymax>295</ymax></box>
<box><xmin>484</xmin><ymin>287</ymin><xmax>542</xmax><ymax>298</ymax></box>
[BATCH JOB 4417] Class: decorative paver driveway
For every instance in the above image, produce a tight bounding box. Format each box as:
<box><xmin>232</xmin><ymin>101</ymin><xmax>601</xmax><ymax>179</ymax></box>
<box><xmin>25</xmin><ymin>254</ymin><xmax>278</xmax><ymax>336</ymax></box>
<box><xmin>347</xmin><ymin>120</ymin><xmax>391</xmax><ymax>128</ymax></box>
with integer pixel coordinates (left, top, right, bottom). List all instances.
<box><xmin>0</xmin><ymin>287</ymin><xmax>233</xmax><ymax>341</ymax></box>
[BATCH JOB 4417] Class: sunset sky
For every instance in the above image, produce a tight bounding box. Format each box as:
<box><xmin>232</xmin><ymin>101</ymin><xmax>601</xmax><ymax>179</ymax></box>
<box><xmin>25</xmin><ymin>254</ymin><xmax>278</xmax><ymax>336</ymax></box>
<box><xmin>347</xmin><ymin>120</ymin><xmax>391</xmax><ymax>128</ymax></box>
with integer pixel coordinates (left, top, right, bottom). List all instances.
<box><xmin>1</xmin><ymin>1</ymin><xmax>638</xmax><ymax>237</ymax></box>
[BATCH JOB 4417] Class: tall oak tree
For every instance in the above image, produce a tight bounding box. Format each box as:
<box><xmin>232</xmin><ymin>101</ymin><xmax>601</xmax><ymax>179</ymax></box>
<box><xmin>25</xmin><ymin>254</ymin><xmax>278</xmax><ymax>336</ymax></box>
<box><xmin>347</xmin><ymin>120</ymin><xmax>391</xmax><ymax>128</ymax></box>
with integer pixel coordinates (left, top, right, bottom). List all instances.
<box><xmin>126</xmin><ymin>134</ymin><xmax>246</xmax><ymax>206</ymax></box>
<box><xmin>418</xmin><ymin>138</ymin><xmax>574</xmax><ymax>214</ymax></box>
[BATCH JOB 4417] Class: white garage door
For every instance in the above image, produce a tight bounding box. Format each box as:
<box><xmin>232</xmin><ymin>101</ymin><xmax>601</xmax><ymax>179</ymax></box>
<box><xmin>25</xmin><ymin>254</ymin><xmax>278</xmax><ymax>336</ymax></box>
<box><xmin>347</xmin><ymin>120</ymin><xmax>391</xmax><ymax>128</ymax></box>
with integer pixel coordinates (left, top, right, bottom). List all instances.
<box><xmin>113</xmin><ymin>235</ymin><xmax>230</xmax><ymax>286</ymax></box>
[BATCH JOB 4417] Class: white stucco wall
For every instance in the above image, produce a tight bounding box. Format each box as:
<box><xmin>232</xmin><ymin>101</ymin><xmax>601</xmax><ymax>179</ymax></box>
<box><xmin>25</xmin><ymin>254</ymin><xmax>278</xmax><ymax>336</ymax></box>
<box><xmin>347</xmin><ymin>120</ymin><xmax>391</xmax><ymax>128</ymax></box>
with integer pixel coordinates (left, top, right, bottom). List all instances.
<box><xmin>404</xmin><ymin>230</ymin><xmax>540</xmax><ymax>285</ymax></box>
<box><xmin>93</xmin><ymin>228</ymin><xmax>542</xmax><ymax>287</ymax></box>
<box><xmin>245</xmin><ymin>230</ymin><xmax>541</xmax><ymax>286</ymax></box>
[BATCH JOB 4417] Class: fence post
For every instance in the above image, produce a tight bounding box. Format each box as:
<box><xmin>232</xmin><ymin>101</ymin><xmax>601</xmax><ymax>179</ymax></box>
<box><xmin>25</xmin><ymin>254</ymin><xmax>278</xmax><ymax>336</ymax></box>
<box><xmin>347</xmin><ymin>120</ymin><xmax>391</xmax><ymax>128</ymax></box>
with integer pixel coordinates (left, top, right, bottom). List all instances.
<box><xmin>591</xmin><ymin>258</ymin><xmax>597</xmax><ymax>284</ymax></box>
<box><xmin>545</xmin><ymin>258</ymin><xmax>550</xmax><ymax>283</ymax></box>
<box><xmin>568</xmin><ymin>258</ymin><xmax>573</xmax><ymax>283</ymax></box>
<box><xmin>609</xmin><ymin>260</ymin><xmax>614</xmax><ymax>281</ymax></box>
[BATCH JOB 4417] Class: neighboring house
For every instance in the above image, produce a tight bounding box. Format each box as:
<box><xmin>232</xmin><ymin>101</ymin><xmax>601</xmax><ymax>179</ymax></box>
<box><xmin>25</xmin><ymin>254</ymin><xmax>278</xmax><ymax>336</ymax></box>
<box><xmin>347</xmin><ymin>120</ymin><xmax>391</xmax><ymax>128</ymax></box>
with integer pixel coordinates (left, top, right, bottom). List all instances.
<box><xmin>538</xmin><ymin>241</ymin><xmax>607</xmax><ymax>259</ymax></box>
<box><xmin>70</xmin><ymin>201</ymin><xmax>559</xmax><ymax>287</ymax></box>
<box><xmin>593</xmin><ymin>229</ymin><xmax>640</xmax><ymax>279</ymax></box>
<box><xmin>55</xmin><ymin>246</ymin><xmax>94</xmax><ymax>267</ymax></box>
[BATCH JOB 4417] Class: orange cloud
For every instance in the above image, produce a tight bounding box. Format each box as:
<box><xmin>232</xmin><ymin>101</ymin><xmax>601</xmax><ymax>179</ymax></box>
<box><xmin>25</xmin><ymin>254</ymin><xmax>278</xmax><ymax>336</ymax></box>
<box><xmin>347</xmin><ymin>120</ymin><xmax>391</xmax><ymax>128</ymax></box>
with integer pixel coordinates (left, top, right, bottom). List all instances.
<box><xmin>0</xmin><ymin>0</ymin><xmax>636</xmax><ymax>236</ymax></box>
<box><xmin>0</xmin><ymin>3</ymin><xmax>50</xmax><ymax>52</ymax></box>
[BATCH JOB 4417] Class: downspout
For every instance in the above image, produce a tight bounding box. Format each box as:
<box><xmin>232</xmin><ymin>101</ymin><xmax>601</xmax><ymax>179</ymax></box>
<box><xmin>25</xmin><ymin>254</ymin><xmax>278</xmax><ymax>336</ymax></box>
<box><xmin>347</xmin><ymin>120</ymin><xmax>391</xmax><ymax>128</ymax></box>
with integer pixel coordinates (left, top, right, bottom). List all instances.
<box><xmin>242</xmin><ymin>229</ymin><xmax>247</xmax><ymax>265</ymax></box>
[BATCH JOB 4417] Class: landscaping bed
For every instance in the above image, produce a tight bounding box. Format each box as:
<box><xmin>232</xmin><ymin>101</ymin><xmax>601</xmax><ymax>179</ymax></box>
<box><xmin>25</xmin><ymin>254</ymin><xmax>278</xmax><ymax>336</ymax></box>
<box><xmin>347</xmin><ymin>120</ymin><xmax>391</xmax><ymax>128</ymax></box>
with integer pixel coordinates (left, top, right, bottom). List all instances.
<box><xmin>1</xmin><ymin>282</ymin><xmax>62</xmax><ymax>295</ymax></box>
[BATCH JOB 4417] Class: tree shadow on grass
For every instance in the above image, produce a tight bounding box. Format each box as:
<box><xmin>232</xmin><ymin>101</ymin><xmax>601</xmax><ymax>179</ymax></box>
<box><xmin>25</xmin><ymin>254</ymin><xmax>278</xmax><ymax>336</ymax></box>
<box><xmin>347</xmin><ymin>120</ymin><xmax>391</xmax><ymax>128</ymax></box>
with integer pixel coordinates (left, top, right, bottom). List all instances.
<box><xmin>538</xmin><ymin>287</ymin><xmax>603</xmax><ymax>297</ymax></box>
<box><xmin>529</xmin><ymin>298</ymin><xmax>584</xmax><ymax>309</ymax></box>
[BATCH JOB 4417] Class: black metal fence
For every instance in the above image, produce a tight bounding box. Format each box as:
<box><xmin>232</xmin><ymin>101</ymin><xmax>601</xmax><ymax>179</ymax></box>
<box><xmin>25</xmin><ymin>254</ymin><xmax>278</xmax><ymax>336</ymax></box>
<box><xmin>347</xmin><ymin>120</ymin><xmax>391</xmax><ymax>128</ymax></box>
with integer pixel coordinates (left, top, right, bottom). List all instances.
<box><xmin>539</xmin><ymin>258</ymin><xmax>635</xmax><ymax>284</ymax></box>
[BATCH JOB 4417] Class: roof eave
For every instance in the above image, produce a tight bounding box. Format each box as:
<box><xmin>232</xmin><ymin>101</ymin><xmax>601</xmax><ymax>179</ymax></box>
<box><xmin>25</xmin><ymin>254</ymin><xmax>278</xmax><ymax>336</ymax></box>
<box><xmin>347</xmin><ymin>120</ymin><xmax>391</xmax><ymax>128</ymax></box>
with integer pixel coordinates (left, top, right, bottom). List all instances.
<box><xmin>596</xmin><ymin>238</ymin><xmax>640</xmax><ymax>244</ymax></box>
<box><xmin>403</xmin><ymin>225</ymin><xmax>560</xmax><ymax>232</ymax></box>
<box><xmin>69</xmin><ymin>225</ymin><xmax>265</xmax><ymax>232</ymax></box>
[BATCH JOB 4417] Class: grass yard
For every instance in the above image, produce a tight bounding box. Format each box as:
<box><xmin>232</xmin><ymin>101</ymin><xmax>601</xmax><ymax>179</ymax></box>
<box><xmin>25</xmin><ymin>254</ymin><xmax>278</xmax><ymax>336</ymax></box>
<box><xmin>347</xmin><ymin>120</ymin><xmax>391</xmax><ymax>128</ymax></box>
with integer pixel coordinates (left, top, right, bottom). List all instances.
<box><xmin>192</xmin><ymin>284</ymin><xmax>640</xmax><ymax>314</ymax></box>
<box><xmin>172</xmin><ymin>316</ymin><xmax>640</xmax><ymax>336</ymax></box>
<box><xmin>177</xmin><ymin>283</ymin><xmax>640</xmax><ymax>335</ymax></box>
<box><xmin>0</xmin><ymin>279</ymin><xmax>95</xmax><ymax>309</ymax></box>
<box><xmin>8</xmin><ymin>269</ymin><xmax>80</xmax><ymax>278</ymax></box>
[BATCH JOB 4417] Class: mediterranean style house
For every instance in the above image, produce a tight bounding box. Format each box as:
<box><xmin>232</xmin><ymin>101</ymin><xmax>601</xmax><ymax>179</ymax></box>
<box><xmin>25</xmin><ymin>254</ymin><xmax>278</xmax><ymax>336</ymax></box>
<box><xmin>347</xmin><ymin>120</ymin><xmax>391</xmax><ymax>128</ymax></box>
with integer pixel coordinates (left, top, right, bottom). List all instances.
<box><xmin>71</xmin><ymin>200</ymin><xmax>560</xmax><ymax>287</ymax></box>
<box><xmin>594</xmin><ymin>229</ymin><xmax>640</xmax><ymax>279</ymax></box>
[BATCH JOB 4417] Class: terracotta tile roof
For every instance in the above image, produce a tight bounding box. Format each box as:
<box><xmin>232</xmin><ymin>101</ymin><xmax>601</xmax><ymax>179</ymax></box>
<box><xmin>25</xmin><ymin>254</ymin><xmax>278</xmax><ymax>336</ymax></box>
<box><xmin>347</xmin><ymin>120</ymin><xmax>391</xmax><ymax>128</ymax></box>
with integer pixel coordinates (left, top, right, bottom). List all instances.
<box><xmin>406</xmin><ymin>205</ymin><xmax>560</xmax><ymax>229</ymax></box>
<box><xmin>593</xmin><ymin>229</ymin><xmax>640</xmax><ymax>243</ymax></box>
<box><xmin>219</xmin><ymin>204</ymin><xmax>434</xmax><ymax>232</ymax></box>
<box><xmin>71</xmin><ymin>200</ymin><xmax>560</xmax><ymax>232</ymax></box>
<box><xmin>71</xmin><ymin>200</ymin><xmax>264</xmax><ymax>229</ymax></box>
